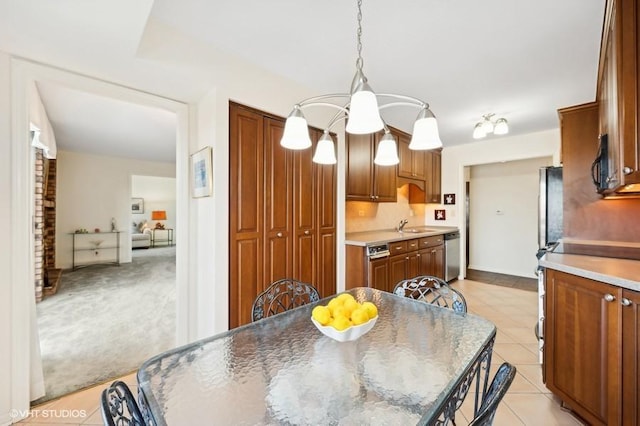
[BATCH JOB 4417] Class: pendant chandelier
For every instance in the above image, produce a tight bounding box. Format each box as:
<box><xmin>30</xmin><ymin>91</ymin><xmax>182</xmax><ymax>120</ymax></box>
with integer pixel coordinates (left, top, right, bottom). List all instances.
<box><xmin>280</xmin><ymin>0</ymin><xmax>443</xmax><ymax>165</ymax></box>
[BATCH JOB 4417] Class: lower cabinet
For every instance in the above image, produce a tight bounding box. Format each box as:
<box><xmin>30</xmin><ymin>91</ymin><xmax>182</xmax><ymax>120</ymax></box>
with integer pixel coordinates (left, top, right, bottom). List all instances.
<box><xmin>544</xmin><ymin>268</ymin><xmax>639</xmax><ymax>425</ymax></box>
<box><xmin>346</xmin><ymin>236</ymin><xmax>445</xmax><ymax>294</ymax></box>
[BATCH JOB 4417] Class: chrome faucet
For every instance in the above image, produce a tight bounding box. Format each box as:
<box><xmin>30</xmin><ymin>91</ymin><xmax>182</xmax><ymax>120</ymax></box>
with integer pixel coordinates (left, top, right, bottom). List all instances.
<box><xmin>397</xmin><ymin>219</ymin><xmax>409</xmax><ymax>232</ymax></box>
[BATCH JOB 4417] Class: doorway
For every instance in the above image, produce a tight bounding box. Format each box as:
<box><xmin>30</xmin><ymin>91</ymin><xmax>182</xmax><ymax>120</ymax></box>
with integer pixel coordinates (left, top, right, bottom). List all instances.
<box><xmin>10</xmin><ymin>58</ymin><xmax>190</xmax><ymax>409</ymax></box>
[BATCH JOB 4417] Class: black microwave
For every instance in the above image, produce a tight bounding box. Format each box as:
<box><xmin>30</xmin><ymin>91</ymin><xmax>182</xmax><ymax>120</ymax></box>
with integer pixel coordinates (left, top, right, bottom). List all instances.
<box><xmin>591</xmin><ymin>133</ymin><xmax>609</xmax><ymax>193</ymax></box>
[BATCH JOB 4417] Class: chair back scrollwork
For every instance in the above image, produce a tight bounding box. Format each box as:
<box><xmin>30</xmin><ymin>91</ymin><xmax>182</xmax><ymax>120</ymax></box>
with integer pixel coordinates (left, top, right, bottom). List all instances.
<box><xmin>251</xmin><ymin>278</ymin><xmax>320</xmax><ymax>322</ymax></box>
<box><xmin>393</xmin><ymin>275</ymin><xmax>468</xmax><ymax>314</ymax></box>
<box><xmin>101</xmin><ymin>381</ymin><xmax>146</xmax><ymax>426</ymax></box>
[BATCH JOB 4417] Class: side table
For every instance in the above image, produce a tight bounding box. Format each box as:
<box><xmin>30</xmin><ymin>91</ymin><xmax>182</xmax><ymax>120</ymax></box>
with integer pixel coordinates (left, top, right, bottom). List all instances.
<box><xmin>151</xmin><ymin>228</ymin><xmax>174</xmax><ymax>247</ymax></box>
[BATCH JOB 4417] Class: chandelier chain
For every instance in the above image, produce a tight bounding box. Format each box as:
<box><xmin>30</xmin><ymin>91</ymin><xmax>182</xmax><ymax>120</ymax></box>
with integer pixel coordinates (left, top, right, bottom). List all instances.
<box><xmin>356</xmin><ymin>0</ymin><xmax>363</xmax><ymax>71</ymax></box>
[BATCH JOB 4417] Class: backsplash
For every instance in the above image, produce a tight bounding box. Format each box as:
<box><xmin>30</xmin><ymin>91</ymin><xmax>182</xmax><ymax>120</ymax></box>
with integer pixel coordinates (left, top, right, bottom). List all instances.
<box><xmin>346</xmin><ymin>185</ymin><xmax>434</xmax><ymax>233</ymax></box>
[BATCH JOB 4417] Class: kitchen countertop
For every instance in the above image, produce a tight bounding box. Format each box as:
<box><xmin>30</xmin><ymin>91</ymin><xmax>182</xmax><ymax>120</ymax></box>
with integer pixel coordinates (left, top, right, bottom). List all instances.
<box><xmin>540</xmin><ymin>251</ymin><xmax>640</xmax><ymax>292</ymax></box>
<box><xmin>345</xmin><ymin>226</ymin><xmax>458</xmax><ymax>246</ymax></box>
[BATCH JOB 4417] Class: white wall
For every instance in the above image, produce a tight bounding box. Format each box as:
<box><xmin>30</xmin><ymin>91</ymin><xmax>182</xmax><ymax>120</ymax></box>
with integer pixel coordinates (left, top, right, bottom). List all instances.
<box><xmin>440</xmin><ymin>129</ymin><xmax>561</xmax><ymax>277</ymax></box>
<box><xmin>469</xmin><ymin>157</ymin><xmax>553</xmax><ymax>277</ymax></box>
<box><xmin>56</xmin><ymin>150</ymin><xmax>175</xmax><ymax>268</ymax></box>
<box><xmin>0</xmin><ymin>51</ymin><xmax>13</xmax><ymax>426</ymax></box>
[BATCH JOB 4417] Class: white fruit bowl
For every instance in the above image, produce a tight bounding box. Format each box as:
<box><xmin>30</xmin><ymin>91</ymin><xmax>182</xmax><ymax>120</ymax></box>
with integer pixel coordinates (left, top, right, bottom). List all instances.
<box><xmin>311</xmin><ymin>316</ymin><xmax>377</xmax><ymax>342</ymax></box>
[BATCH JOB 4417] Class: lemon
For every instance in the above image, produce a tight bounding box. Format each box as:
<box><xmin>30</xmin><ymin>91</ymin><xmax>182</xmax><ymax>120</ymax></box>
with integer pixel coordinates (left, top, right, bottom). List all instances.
<box><xmin>327</xmin><ymin>297</ymin><xmax>342</xmax><ymax>314</ymax></box>
<box><xmin>351</xmin><ymin>307</ymin><xmax>369</xmax><ymax>325</ymax></box>
<box><xmin>362</xmin><ymin>301</ymin><xmax>378</xmax><ymax>319</ymax></box>
<box><xmin>331</xmin><ymin>315</ymin><xmax>351</xmax><ymax>331</ymax></box>
<box><xmin>336</xmin><ymin>293</ymin><xmax>356</xmax><ymax>304</ymax></box>
<box><xmin>343</xmin><ymin>298</ymin><xmax>360</xmax><ymax>314</ymax></box>
<box><xmin>332</xmin><ymin>305</ymin><xmax>349</xmax><ymax>320</ymax></box>
<box><xmin>312</xmin><ymin>305</ymin><xmax>332</xmax><ymax>326</ymax></box>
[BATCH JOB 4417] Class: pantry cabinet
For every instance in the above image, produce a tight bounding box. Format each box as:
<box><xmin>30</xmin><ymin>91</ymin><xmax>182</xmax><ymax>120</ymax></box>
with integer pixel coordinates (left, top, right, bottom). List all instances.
<box><xmin>229</xmin><ymin>102</ymin><xmax>336</xmax><ymax>328</ymax></box>
<box><xmin>544</xmin><ymin>268</ymin><xmax>640</xmax><ymax>425</ymax></box>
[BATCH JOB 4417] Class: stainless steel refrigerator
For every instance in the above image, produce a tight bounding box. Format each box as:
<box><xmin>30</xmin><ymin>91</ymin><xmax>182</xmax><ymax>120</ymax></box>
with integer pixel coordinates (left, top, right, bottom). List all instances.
<box><xmin>538</xmin><ymin>166</ymin><xmax>563</xmax><ymax>253</ymax></box>
<box><xmin>536</xmin><ymin>166</ymin><xmax>562</xmax><ymax>363</ymax></box>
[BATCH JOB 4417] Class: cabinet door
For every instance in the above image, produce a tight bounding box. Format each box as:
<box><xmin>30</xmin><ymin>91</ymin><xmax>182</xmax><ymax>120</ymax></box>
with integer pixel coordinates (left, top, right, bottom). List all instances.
<box><xmin>264</xmin><ymin>117</ymin><xmax>293</xmax><ymax>285</ymax></box>
<box><xmin>428</xmin><ymin>151</ymin><xmax>442</xmax><ymax>204</ymax></box>
<box><xmin>346</xmin><ymin>133</ymin><xmax>375</xmax><ymax>201</ymax></box>
<box><xmin>396</xmin><ymin>129</ymin><xmax>426</xmax><ymax>181</ymax></box>
<box><xmin>315</xmin><ymin>129</ymin><xmax>337</xmax><ymax>298</ymax></box>
<box><xmin>545</xmin><ymin>269</ymin><xmax>621</xmax><ymax>425</ymax></box>
<box><xmin>293</xmin><ymin>129</ymin><xmax>316</xmax><ymax>286</ymax></box>
<box><xmin>229</xmin><ymin>104</ymin><xmax>264</xmax><ymax>328</ymax></box>
<box><xmin>373</xmin><ymin>132</ymin><xmax>398</xmax><ymax>202</ymax></box>
<box><xmin>622</xmin><ymin>289</ymin><xmax>640</xmax><ymax>424</ymax></box>
<box><xmin>406</xmin><ymin>252</ymin><xmax>421</xmax><ymax>279</ymax></box>
<box><xmin>369</xmin><ymin>258</ymin><xmax>389</xmax><ymax>293</ymax></box>
<box><xmin>431</xmin><ymin>244</ymin><xmax>445</xmax><ymax>279</ymax></box>
<box><xmin>388</xmin><ymin>254</ymin><xmax>408</xmax><ymax>292</ymax></box>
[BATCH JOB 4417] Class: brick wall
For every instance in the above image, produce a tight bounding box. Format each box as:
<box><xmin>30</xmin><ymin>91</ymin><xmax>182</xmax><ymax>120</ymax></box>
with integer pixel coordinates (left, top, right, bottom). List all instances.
<box><xmin>34</xmin><ymin>148</ymin><xmax>57</xmax><ymax>302</ymax></box>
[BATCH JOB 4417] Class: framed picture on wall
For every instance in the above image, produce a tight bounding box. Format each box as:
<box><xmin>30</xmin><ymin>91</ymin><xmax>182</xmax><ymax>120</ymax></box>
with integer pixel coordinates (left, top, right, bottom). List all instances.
<box><xmin>131</xmin><ymin>198</ymin><xmax>144</xmax><ymax>214</ymax></box>
<box><xmin>191</xmin><ymin>146</ymin><xmax>213</xmax><ymax>198</ymax></box>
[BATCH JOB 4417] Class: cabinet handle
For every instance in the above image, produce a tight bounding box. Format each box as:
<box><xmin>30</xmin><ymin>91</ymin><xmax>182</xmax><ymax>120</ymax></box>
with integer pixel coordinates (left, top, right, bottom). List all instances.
<box><xmin>623</xmin><ymin>166</ymin><xmax>633</xmax><ymax>175</ymax></box>
<box><xmin>431</xmin><ymin>249</ymin><xmax>436</xmax><ymax>253</ymax></box>
<box><xmin>604</xmin><ymin>293</ymin><xmax>616</xmax><ymax>302</ymax></box>
<box><xmin>405</xmin><ymin>256</ymin><xmax>409</xmax><ymax>260</ymax></box>
<box><xmin>370</xmin><ymin>195</ymin><xmax>375</xmax><ymax>199</ymax></box>
<box><xmin>621</xmin><ymin>298</ymin><xmax>632</xmax><ymax>307</ymax></box>
<box><xmin>375</xmin><ymin>195</ymin><xmax>379</xmax><ymax>199</ymax></box>
<box><xmin>395</xmin><ymin>247</ymin><xmax>402</xmax><ymax>250</ymax></box>
<box><xmin>416</xmin><ymin>253</ymin><xmax>421</xmax><ymax>257</ymax></box>
<box><xmin>276</xmin><ymin>232</ymin><xmax>283</xmax><ymax>238</ymax></box>
<box><xmin>304</xmin><ymin>230</ymin><xmax>310</xmax><ymax>235</ymax></box>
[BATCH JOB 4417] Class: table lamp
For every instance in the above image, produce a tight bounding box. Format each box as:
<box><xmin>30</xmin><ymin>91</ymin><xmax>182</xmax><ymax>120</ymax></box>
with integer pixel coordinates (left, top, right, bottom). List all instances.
<box><xmin>151</xmin><ymin>210</ymin><xmax>167</xmax><ymax>229</ymax></box>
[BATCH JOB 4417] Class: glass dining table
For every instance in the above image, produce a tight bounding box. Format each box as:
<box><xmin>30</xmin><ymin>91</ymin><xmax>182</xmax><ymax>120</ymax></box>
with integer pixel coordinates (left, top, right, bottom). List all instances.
<box><xmin>137</xmin><ymin>287</ymin><xmax>496</xmax><ymax>426</ymax></box>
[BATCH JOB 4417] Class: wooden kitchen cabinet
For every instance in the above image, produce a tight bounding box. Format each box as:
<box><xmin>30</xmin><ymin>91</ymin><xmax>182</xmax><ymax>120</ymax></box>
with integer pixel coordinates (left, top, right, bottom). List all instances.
<box><xmin>397</xmin><ymin>130</ymin><xmax>426</xmax><ymax>180</ymax></box>
<box><xmin>229</xmin><ymin>103</ymin><xmax>336</xmax><ymax>328</ymax></box>
<box><xmin>597</xmin><ymin>0</ymin><xmax>640</xmax><ymax>193</ymax></box>
<box><xmin>544</xmin><ymin>268</ymin><xmax>640</xmax><ymax>425</ymax></box>
<box><xmin>346</xmin><ymin>132</ymin><xmax>397</xmax><ymax>202</ymax></box>
<box><xmin>409</xmin><ymin>150</ymin><xmax>442</xmax><ymax>204</ymax></box>
<box><xmin>622</xmin><ymin>288</ymin><xmax>640</xmax><ymax>423</ymax></box>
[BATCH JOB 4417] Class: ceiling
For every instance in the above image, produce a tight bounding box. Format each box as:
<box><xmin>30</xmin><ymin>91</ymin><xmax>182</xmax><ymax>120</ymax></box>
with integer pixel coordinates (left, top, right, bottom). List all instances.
<box><xmin>0</xmin><ymin>0</ymin><xmax>606</xmax><ymax>161</ymax></box>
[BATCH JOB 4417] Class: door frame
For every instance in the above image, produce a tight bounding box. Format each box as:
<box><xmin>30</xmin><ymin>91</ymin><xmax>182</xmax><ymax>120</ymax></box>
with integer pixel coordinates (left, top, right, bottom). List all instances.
<box><xmin>9</xmin><ymin>58</ymin><xmax>191</xmax><ymax>418</ymax></box>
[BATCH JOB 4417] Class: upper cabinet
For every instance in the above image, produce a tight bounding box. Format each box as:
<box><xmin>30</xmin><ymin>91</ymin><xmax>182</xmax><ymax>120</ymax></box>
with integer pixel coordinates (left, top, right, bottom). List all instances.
<box><xmin>597</xmin><ymin>0</ymin><xmax>640</xmax><ymax>194</ymax></box>
<box><xmin>409</xmin><ymin>150</ymin><xmax>442</xmax><ymax>204</ymax></box>
<box><xmin>346</xmin><ymin>132</ymin><xmax>397</xmax><ymax>202</ymax></box>
<box><xmin>397</xmin><ymin>130</ymin><xmax>426</xmax><ymax>181</ymax></box>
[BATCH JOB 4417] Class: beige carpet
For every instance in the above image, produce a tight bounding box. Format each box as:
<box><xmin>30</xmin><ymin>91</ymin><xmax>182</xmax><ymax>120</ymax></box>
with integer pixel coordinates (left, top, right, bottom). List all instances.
<box><xmin>34</xmin><ymin>246</ymin><xmax>176</xmax><ymax>404</ymax></box>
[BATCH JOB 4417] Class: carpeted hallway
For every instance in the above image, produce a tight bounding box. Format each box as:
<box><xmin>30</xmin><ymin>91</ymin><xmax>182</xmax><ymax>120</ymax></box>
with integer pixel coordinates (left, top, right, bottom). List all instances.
<box><xmin>34</xmin><ymin>246</ymin><xmax>176</xmax><ymax>404</ymax></box>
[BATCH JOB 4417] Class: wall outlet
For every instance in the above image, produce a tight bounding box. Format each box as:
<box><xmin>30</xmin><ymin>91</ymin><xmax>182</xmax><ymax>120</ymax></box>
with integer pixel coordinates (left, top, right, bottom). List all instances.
<box><xmin>358</xmin><ymin>210</ymin><xmax>365</xmax><ymax>217</ymax></box>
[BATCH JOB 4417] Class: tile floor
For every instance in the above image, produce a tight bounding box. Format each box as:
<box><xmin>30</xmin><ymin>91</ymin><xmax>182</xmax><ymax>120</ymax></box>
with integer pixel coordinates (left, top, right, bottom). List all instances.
<box><xmin>17</xmin><ymin>279</ymin><xmax>585</xmax><ymax>425</ymax></box>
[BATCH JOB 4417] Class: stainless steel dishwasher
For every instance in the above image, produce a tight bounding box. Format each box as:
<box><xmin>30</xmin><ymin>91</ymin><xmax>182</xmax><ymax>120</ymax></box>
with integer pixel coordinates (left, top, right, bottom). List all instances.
<box><xmin>444</xmin><ymin>231</ymin><xmax>460</xmax><ymax>282</ymax></box>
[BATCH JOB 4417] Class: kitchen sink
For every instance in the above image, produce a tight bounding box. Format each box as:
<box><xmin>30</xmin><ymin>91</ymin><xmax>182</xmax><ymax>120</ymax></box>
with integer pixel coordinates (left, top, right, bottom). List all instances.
<box><xmin>400</xmin><ymin>227</ymin><xmax>438</xmax><ymax>234</ymax></box>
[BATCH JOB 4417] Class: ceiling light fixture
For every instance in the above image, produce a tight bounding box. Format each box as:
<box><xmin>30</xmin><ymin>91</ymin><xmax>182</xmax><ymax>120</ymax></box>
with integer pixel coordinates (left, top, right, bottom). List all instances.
<box><xmin>280</xmin><ymin>0</ymin><xmax>443</xmax><ymax>165</ymax></box>
<box><xmin>473</xmin><ymin>114</ymin><xmax>509</xmax><ymax>139</ymax></box>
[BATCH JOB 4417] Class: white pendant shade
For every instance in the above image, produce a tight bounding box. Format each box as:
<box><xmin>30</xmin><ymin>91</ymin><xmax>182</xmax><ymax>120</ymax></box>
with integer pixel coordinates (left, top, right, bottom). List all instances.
<box><xmin>374</xmin><ymin>132</ymin><xmax>399</xmax><ymax>166</ymax></box>
<box><xmin>472</xmin><ymin>122</ymin><xmax>486</xmax><ymax>139</ymax></box>
<box><xmin>281</xmin><ymin>109</ymin><xmax>312</xmax><ymax>150</ymax></box>
<box><xmin>313</xmin><ymin>133</ymin><xmax>337</xmax><ymax>164</ymax></box>
<box><xmin>481</xmin><ymin>119</ymin><xmax>494</xmax><ymax>134</ymax></box>
<box><xmin>408</xmin><ymin>109</ymin><xmax>443</xmax><ymax>150</ymax></box>
<box><xmin>493</xmin><ymin>118</ymin><xmax>509</xmax><ymax>135</ymax></box>
<box><xmin>346</xmin><ymin>84</ymin><xmax>384</xmax><ymax>134</ymax></box>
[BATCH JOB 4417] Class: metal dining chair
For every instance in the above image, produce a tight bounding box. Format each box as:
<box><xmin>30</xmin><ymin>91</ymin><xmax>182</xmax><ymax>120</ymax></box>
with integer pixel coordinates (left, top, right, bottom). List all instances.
<box><xmin>251</xmin><ymin>278</ymin><xmax>320</xmax><ymax>322</ymax></box>
<box><xmin>101</xmin><ymin>380</ymin><xmax>147</xmax><ymax>426</ymax></box>
<box><xmin>393</xmin><ymin>275</ymin><xmax>468</xmax><ymax>313</ymax></box>
<box><xmin>469</xmin><ymin>362</ymin><xmax>517</xmax><ymax>425</ymax></box>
